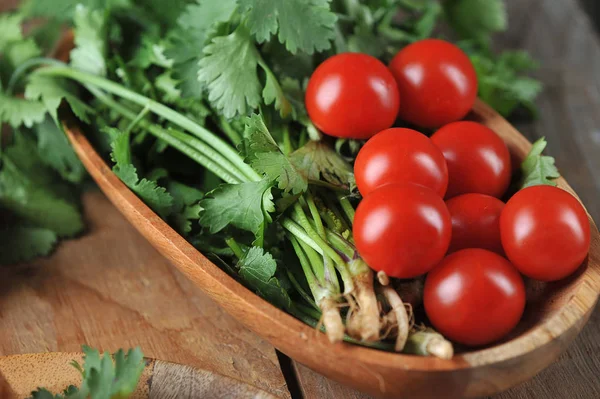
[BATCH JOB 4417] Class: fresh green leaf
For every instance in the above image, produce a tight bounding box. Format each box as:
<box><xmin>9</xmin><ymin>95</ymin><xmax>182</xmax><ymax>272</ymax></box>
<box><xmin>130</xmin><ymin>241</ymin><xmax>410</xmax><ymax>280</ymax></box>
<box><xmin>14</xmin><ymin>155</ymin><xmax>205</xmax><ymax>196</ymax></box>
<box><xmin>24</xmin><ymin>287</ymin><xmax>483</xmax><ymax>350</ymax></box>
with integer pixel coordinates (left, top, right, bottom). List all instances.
<box><xmin>262</xmin><ymin>66</ymin><xmax>293</xmax><ymax>118</ymax></box>
<box><xmin>110</xmin><ymin>348</ymin><xmax>146</xmax><ymax>397</ymax></box>
<box><xmin>70</xmin><ymin>5</ymin><xmax>107</xmax><ymax>76</ymax></box>
<box><xmin>239</xmin><ymin>0</ymin><xmax>337</xmax><ymax>54</ymax></box>
<box><xmin>0</xmin><ymin>92</ymin><xmax>46</xmax><ymax>128</ymax></box>
<box><xmin>110</xmin><ymin>129</ymin><xmax>174</xmax><ymax>217</ymax></box>
<box><xmin>199</xmin><ymin>179</ymin><xmax>274</xmax><ymax>236</ymax></box>
<box><xmin>238</xmin><ymin>246</ymin><xmax>292</xmax><ymax>309</ymax></box>
<box><xmin>25</xmin><ymin>74</ymin><xmax>95</xmax><ymax>123</ymax></box>
<box><xmin>155</xmin><ymin>71</ymin><xmax>182</xmax><ymax>103</ymax></box>
<box><xmin>32</xmin><ymin>117</ymin><xmax>86</xmax><ymax>183</ymax></box>
<box><xmin>0</xmin><ymin>13</ymin><xmax>23</xmax><ymax>52</ymax></box>
<box><xmin>290</xmin><ymin>141</ymin><xmax>355</xmax><ymax>189</ymax></box>
<box><xmin>0</xmin><ymin>226</ymin><xmax>58</xmax><ymax>265</ymax></box>
<box><xmin>168</xmin><ymin>181</ymin><xmax>203</xmax><ymax>235</ymax></box>
<box><xmin>198</xmin><ymin>26</ymin><xmax>262</xmax><ymax>118</ymax></box>
<box><xmin>444</xmin><ymin>0</ymin><xmax>507</xmax><ymax>42</ymax></box>
<box><xmin>243</xmin><ymin>114</ymin><xmax>307</xmax><ymax>194</ymax></box>
<box><xmin>6</xmin><ymin>38</ymin><xmax>41</xmax><ymax>67</ymax></box>
<box><xmin>521</xmin><ymin>137</ymin><xmax>560</xmax><ymax>188</ymax></box>
<box><xmin>20</xmin><ymin>0</ymin><xmax>131</xmax><ymax>23</ymax></box>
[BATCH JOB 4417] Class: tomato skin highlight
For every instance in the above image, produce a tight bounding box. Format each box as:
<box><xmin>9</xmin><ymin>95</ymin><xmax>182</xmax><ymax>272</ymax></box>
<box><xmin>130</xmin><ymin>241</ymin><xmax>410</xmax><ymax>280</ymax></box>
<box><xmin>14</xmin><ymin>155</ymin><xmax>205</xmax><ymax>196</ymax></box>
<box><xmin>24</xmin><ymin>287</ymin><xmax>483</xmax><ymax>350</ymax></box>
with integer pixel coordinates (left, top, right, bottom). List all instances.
<box><xmin>389</xmin><ymin>39</ymin><xmax>477</xmax><ymax>128</ymax></box>
<box><xmin>500</xmin><ymin>185</ymin><xmax>591</xmax><ymax>281</ymax></box>
<box><xmin>424</xmin><ymin>249</ymin><xmax>526</xmax><ymax>347</ymax></box>
<box><xmin>446</xmin><ymin>193</ymin><xmax>505</xmax><ymax>255</ymax></box>
<box><xmin>305</xmin><ymin>53</ymin><xmax>400</xmax><ymax>139</ymax></box>
<box><xmin>354</xmin><ymin>183</ymin><xmax>452</xmax><ymax>278</ymax></box>
<box><xmin>431</xmin><ymin>121</ymin><xmax>511</xmax><ymax>199</ymax></box>
<box><xmin>354</xmin><ymin>128</ymin><xmax>448</xmax><ymax>197</ymax></box>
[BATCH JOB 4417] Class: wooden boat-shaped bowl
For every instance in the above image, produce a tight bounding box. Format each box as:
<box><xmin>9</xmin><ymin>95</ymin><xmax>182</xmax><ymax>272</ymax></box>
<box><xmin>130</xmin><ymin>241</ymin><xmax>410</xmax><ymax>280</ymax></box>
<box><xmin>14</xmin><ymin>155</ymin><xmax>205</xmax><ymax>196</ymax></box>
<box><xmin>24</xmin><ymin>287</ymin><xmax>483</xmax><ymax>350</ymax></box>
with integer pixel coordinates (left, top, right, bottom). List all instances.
<box><xmin>63</xmin><ymin>100</ymin><xmax>600</xmax><ymax>398</ymax></box>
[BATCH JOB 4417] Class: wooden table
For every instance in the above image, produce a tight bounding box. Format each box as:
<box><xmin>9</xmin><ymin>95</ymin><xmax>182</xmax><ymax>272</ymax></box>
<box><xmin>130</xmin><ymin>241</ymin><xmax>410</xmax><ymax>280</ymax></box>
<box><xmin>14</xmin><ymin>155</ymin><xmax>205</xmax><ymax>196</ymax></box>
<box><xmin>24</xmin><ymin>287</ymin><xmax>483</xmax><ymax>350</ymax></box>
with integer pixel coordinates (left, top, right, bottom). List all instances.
<box><xmin>2</xmin><ymin>0</ymin><xmax>600</xmax><ymax>397</ymax></box>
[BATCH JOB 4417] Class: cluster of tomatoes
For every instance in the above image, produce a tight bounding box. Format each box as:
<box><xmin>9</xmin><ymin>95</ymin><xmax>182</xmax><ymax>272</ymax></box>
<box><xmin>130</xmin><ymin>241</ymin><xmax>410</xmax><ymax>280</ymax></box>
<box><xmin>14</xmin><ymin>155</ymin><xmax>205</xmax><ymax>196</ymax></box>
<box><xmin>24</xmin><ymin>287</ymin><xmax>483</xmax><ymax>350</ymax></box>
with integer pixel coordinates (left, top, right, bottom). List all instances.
<box><xmin>306</xmin><ymin>39</ymin><xmax>591</xmax><ymax>347</ymax></box>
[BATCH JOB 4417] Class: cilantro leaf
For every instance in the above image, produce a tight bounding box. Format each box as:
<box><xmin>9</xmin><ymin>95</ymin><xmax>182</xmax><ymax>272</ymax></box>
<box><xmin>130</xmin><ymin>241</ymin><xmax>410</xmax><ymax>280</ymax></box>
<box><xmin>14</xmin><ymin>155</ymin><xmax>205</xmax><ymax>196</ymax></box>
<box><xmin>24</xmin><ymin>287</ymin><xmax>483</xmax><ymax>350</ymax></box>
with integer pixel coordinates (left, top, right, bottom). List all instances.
<box><xmin>111</xmin><ymin>348</ymin><xmax>146</xmax><ymax>397</ymax></box>
<box><xmin>199</xmin><ymin>179</ymin><xmax>274</xmax><ymax>236</ymax></box>
<box><xmin>290</xmin><ymin>141</ymin><xmax>355</xmax><ymax>189</ymax></box>
<box><xmin>238</xmin><ymin>246</ymin><xmax>292</xmax><ymax>310</ymax></box>
<box><xmin>109</xmin><ymin>129</ymin><xmax>174</xmax><ymax>217</ymax></box>
<box><xmin>25</xmin><ymin>74</ymin><xmax>95</xmax><ymax>123</ymax></box>
<box><xmin>262</xmin><ymin>65</ymin><xmax>293</xmax><ymax>118</ymax></box>
<box><xmin>243</xmin><ymin>114</ymin><xmax>307</xmax><ymax>194</ymax></box>
<box><xmin>0</xmin><ymin>13</ymin><xmax>23</xmax><ymax>52</ymax></box>
<box><xmin>521</xmin><ymin>137</ymin><xmax>560</xmax><ymax>189</ymax></box>
<box><xmin>167</xmin><ymin>181</ymin><xmax>204</xmax><ymax>235</ymax></box>
<box><xmin>444</xmin><ymin>0</ymin><xmax>507</xmax><ymax>42</ymax></box>
<box><xmin>32</xmin><ymin>117</ymin><xmax>86</xmax><ymax>184</ymax></box>
<box><xmin>0</xmin><ymin>135</ymin><xmax>84</xmax><ymax>237</ymax></box>
<box><xmin>20</xmin><ymin>0</ymin><xmax>131</xmax><ymax>23</ymax></box>
<box><xmin>239</xmin><ymin>0</ymin><xmax>337</xmax><ymax>54</ymax></box>
<box><xmin>0</xmin><ymin>226</ymin><xmax>58</xmax><ymax>265</ymax></box>
<box><xmin>70</xmin><ymin>5</ymin><xmax>107</xmax><ymax>76</ymax></box>
<box><xmin>469</xmin><ymin>50</ymin><xmax>542</xmax><ymax>117</ymax></box>
<box><xmin>0</xmin><ymin>92</ymin><xmax>46</xmax><ymax>128</ymax></box>
<box><xmin>198</xmin><ymin>26</ymin><xmax>262</xmax><ymax>118</ymax></box>
<box><xmin>5</xmin><ymin>38</ymin><xmax>41</xmax><ymax>67</ymax></box>
<box><xmin>155</xmin><ymin>71</ymin><xmax>182</xmax><ymax>103</ymax></box>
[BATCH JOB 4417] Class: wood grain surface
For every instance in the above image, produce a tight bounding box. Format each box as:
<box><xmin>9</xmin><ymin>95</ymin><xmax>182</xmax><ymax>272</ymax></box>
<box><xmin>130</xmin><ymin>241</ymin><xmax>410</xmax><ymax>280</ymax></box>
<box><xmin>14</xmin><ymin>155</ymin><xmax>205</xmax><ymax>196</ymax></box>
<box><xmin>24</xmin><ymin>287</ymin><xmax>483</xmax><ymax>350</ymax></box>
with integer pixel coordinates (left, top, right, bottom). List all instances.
<box><xmin>1</xmin><ymin>0</ymin><xmax>600</xmax><ymax>398</ymax></box>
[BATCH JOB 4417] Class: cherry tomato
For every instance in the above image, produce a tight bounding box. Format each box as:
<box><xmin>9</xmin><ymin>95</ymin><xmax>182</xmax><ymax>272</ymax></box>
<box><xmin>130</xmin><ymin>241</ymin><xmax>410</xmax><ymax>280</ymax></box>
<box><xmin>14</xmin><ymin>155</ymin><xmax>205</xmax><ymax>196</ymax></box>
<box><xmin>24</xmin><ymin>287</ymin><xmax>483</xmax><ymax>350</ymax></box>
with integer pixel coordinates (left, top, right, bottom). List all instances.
<box><xmin>431</xmin><ymin>121</ymin><xmax>511</xmax><ymax>198</ymax></box>
<box><xmin>424</xmin><ymin>249</ymin><xmax>526</xmax><ymax>347</ymax></box>
<box><xmin>500</xmin><ymin>185</ymin><xmax>591</xmax><ymax>281</ymax></box>
<box><xmin>389</xmin><ymin>39</ymin><xmax>477</xmax><ymax>128</ymax></box>
<box><xmin>354</xmin><ymin>128</ymin><xmax>448</xmax><ymax>197</ymax></box>
<box><xmin>446</xmin><ymin>193</ymin><xmax>505</xmax><ymax>255</ymax></box>
<box><xmin>305</xmin><ymin>53</ymin><xmax>400</xmax><ymax>139</ymax></box>
<box><xmin>354</xmin><ymin>183</ymin><xmax>451</xmax><ymax>278</ymax></box>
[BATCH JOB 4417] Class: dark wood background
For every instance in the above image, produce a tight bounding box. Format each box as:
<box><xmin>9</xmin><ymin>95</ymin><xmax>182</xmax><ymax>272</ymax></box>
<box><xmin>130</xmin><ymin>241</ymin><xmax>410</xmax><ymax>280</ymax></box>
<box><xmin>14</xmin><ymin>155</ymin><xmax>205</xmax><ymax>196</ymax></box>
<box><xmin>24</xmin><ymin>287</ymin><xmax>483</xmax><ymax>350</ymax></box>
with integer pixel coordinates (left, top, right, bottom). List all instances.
<box><xmin>1</xmin><ymin>0</ymin><xmax>600</xmax><ymax>398</ymax></box>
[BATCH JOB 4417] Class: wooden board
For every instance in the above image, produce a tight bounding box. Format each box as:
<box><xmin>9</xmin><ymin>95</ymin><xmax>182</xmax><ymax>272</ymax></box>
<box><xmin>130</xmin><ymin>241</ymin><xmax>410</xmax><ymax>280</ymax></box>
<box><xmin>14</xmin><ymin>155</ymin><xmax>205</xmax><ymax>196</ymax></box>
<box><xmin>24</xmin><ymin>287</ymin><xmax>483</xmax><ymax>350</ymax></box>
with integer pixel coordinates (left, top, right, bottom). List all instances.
<box><xmin>0</xmin><ymin>191</ymin><xmax>290</xmax><ymax>399</ymax></box>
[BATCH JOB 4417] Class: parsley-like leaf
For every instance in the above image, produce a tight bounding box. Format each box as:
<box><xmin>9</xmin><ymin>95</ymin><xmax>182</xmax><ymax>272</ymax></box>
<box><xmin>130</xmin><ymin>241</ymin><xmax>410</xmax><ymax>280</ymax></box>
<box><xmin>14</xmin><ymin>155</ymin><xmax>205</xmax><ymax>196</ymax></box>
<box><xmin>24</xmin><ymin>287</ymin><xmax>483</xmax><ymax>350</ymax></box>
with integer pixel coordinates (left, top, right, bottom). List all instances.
<box><xmin>290</xmin><ymin>141</ymin><xmax>355</xmax><ymax>189</ymax></box>
<box><xmin>167</xmin><ymin>181</ymin><xmax>203</xmax><ymax>235</ymax></box>
<box><xmin>5</xmin><ymin>38</ymin><xmax>41</xmax><ymax>67</ymax></box>
<box><xmin>444</xmin><ymin>0</ymin><xmax>507</xmax><ymax>43</ymax></box>
<box><xmin>243</xmin><ymin>114</ymin><xmax>307</xmax><ymax>194</ymax></box>
<box><xmin>0</xmin><ymin>92</ymin><xmax>46</xmax><ymax>128</ymax></box>
<box><xmin>239</xmin><ymin>0</ymin><xmax>337</xmax><ymax>54</ymax></box>
<box><xmin>198</xmin><ymin>26</ymin><xmax>262</xmax><ymax>118</ymax></box>
<box><xmin>521</xmin><ymin>137</ymin><xmax>560</xmax><ymax>188</ymax></box>
<box><xmin>0</xmin><ymin>13</ymin><xmax>22</xmax><ymax>52</ymax></box>
<box><xmin>32</xmin><ymin>117</ymin><xmax>86</xmax><ymax>184</ymax></box>
<box><xmin>109</xmin><ymin>129</ymin><xmax>174</xmax><ymax>217</ymax></box>
<box><xmin>199</xmin><ymin>179</ymin><xmax>274</xmax><ymax>236</ymax></box>
<box><xmin>25</xmin><ymin>74</ymin><xmax>95</xmax><ymax>123</ymax></box>
<box><xmin>70</xmin><ymin>5</ymin><xmax>107</xmax><ymax>76</ymax></box>
<box><xmin>238</xmin><ymin>246</ymin><xmax>292</xmax><ymax>310</ymax></box>
<box><xmin>0</xmin><ymin>226</ymin><xmax>58</xmax><ymax>265</ymax></box>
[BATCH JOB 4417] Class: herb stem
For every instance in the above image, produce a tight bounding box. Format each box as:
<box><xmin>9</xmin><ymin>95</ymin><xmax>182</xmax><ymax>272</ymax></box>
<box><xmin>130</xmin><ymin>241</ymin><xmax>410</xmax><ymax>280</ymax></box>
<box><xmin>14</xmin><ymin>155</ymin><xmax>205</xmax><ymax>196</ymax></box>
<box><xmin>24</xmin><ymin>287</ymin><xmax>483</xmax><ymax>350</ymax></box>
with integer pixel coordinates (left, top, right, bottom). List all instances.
<box><xmin>6</xmin><ymin>57</ymin><xmax>67</xmax><ymax>94</ymax></box>
<box><xmin>36</xmin><ymin>66</ymin><xmax>261</xmax><ymax>182</ymax></box>
<box><xmin>225</xmin><ymin>237</ymin><xmax>244</xmax><ymax>259</ymax></box>
<box><xmin>216</xmin><ymin>115</ymin><xmax>242</xmax><ymax>146</ymax></box>
<box><xmin>337</xmin><ymin>193</ymin><xmax>356</xmax><ymax>226</ymax></box>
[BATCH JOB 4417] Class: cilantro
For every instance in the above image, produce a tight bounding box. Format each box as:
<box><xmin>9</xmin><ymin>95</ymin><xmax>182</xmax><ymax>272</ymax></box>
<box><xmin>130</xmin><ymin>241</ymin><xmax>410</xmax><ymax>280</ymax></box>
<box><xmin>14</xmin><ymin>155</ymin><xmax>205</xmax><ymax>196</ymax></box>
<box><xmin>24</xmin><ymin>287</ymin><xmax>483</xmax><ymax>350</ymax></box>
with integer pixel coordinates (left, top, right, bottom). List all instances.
<box><xmin>470</xmin><ymin>50</ymin><xmax>542</xmax><ymax>117</ymax></box>
<box><xmin>238</xmin><ymin>246</ymin><xmax>292</xmax><ymax>309</ymax></box>
<box><xmin>243</xmin><ymin>114</ymin><xmax>307</xmax><ymax>194</ymax></box>
<box><xmin>0</xmin><ymin>135</ymin><xmax>84</xmax><ymax>238</ymax></box>
<box><xmin>199</xmin><ymin>180</ymin><xmax>274</xmax><ymax>236</ymax></box>
<box><xmin>25</xmin><ymin>74</ymin><xmax>94</xmax><ymax>123</ymax></box>
<box><xmin>20</xmin><ymin>0</ymin><xmax>131</xmax><ymax>23</ymax></box>
<box><xmin>32</xmin><ymin>117</ymin><xmax>86</xmax><ymax>184</ymax></box>
<box><xmin>109</xmin><ymin>129</ymin><xmax>174</xmax><ymax>217</ymax></box>
<box><xmin>444</xmin><ymin>0</ymin><xmax>507</xmax><ymax>43</ymax></box>
<box><xmin>0</xmin><ymin>226</ymin><xmax>58</xmax><ymax>265</ymax></box>
<box><xmin>0</xmin><ymin>13</ymin><xmax>23</xmax><ymax>52</ymax></box>
<box><xmin>27</xmin><ymin>346</ymin><xmax>145</xmax><ymax>399</ymax></box>
<box><xmin>198</xmin><ymin>26</ymin><xmax>262</xmax><ymax>118</ymax></box>
<box><xmin>167</xmin><ymin>181</ymin><xmax>203</xmax><ymax>235</ymax></box>
<box><xmin>239</xmin><ymin>0</ymin><xmax>337</xmax><ymax>54</ymax></box>
<box><xmin>290</xmin><ymin>141</ymin><xmax>355</xmax><ymax>189</ymax></box>
<box><xmin>521</xmin><ymin>137</ymin><xmax>560</xmax><ymax>189</ymax></box>
<box><xmin>70</xmin><ymin>5</ymin><xmax>107</xmax><ymax>76</ymax></box>
<box><xmin>5</xmin><ymin>38</ymin><xmax>41</xmax><ymax>67</ymax></box>
<box><xmin>0</xmin><ymin>93</ymin><xmax>46</xmax><ymax>128</ymax></box>
<box><xmin>155</xmin><ymin>71</ymin><xmax>182</xmax><ymax>103</ymax></box>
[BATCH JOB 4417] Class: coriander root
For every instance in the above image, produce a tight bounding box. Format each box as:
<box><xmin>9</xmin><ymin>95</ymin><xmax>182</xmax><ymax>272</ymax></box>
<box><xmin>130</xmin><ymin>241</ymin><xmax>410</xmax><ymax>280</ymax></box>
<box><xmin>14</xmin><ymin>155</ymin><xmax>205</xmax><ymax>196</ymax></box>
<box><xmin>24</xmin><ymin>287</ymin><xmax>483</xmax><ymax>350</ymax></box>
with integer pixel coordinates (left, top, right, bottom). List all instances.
<box><xmin>403</xmin><ymin>328</ymin><xmax>454</xmax><ymax>359</ymax></box>
<box><xmin>319</xmin><ymin>297</ymin><xmax>345</xmax><ymax>343</ymax></box>
<box><xmin>346</xmin><ymin>261</ymin><xmax>381</xmax><ymax>342</ymax></box>
<box><xmin>380</xmin><ymin>286</ymin><xmax>410</xmax><ymax>352</ymax></box>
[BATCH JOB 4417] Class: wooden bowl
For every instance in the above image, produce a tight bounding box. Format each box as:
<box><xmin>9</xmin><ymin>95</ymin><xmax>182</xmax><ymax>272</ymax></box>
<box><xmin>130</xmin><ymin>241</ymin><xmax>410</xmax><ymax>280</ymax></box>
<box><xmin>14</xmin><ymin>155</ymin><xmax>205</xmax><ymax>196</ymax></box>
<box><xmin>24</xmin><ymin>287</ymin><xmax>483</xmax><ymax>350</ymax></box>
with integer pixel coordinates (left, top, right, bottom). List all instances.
<box><xmin>0</xmin><ymin>352</ymin><xmax>275</xmax><ymax>398</ymax></box>
<box><xmin>62</xmin><ymin>100</ymin><xmax>600</xmax><ymax>398</ymax></box>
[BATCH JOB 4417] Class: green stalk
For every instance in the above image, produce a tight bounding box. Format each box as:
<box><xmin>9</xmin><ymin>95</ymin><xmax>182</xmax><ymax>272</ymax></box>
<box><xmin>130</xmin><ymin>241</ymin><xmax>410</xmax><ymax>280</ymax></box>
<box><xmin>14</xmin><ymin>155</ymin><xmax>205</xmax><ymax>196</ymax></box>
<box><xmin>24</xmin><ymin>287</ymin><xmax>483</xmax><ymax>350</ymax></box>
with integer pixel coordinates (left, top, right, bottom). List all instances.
<box><xmin>216</xmin><ymin>114</ymin><xmax>242</xmax><ymax>146</ymax></box>
<box><xmin>35</xmin><ymin>66</ymin><xmax>261</xmax><ymax>182</ymax></box>
<box><xmin>87</xmin><ymin>87</ymin><xmax>243</xmax><ymax>184</ymax></box>
<box><xmin>286</xmin><ymin>270</ymin><xmax>318</xmax><ymax>310</ymax></box>
<box><xmin>297</xmin><ymin>239</ymin><xmax>326</xmax><ymax>285</ymax></box>
<box><xmin>225</xmin><ymin>238</ymin><xmax>244</xmax><ymax>260</ymax></box>
<box><xmin>323</xmin><ymin>195</ymin><xmax>352</xmax><ymax>234</ymax></box>
<box><xmin>337</xmin><ymin>193</ymin><xmax>356</xmax><ymax>226</ymax></box>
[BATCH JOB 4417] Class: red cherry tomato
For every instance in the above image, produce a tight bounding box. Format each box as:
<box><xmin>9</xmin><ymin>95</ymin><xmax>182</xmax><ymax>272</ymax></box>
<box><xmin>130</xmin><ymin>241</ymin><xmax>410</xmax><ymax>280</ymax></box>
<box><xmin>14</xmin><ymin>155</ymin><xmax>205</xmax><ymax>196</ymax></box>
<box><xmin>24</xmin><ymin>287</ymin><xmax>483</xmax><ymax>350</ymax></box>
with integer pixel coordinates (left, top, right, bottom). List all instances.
<box><xmin>431</xmin><ymin>121</ymin><xmax>511</xmax><ymax>198</ymax></box>
<box><xmin>446</xmin><ymin>193</ymin><xmax>505</xmax><ymax>255</ymax></box>
<box><xmin>305</xmin><ymin>53</ymin><xmax>400</xmax><ymax>139</ymax></box>
<box><xmin>500</xmin><ymin>185</ymin><xmax>591</xmax><ymax>281</ymax></box>
<box><xmin>424</xmin><ymin>249</ymin><xmax>526</xmax><ymax>347</ymax></box>
<box><xmin>354</xmin><ymin>128</ymin><xmax>448</xmax><ymax>197</ymax></box>
<box><xmin>389</xmin><ymin>39</ymin><xmax>477</xmax><ymax>128</ymax></box>
<box><xmin>354</xmin><ymin>183</ymin><xmax>451</xmax><ymax>278</ymax></box>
